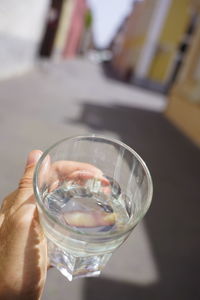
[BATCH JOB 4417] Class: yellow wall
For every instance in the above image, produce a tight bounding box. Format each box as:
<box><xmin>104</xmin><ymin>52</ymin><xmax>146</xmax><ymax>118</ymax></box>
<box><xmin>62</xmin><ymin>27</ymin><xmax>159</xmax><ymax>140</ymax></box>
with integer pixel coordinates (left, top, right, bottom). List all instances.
<box><xmin>53</xmin><ymin>0</ymin><xmax>75</xmax><ymax>55</ymax></box>
<box><xmin>165</xmin><ymin>13</ymin><xmax>200</xmax><ymax>147</ymax></box>
<box><xmin>112</xmin><ymin>0</ymin><xmax>156</xmax><ymax>77</ymax></box>
<box><xmin>148</xmin><ymin>0</ymin><xmax>191</xmax><ymax>83</ymax></box>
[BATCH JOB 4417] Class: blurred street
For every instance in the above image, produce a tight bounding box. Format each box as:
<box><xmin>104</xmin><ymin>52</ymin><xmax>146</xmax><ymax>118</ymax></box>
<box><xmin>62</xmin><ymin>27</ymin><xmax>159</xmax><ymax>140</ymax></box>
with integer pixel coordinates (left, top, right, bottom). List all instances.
<box><xmin>0</xmin><ymin>58</ymin><xmax>165</xmax><ymax>197</ymax></box>
<box><xmin>0</xmin><ymin>58</ymin><xmax>200</xmax><ymax>299</ymax></box>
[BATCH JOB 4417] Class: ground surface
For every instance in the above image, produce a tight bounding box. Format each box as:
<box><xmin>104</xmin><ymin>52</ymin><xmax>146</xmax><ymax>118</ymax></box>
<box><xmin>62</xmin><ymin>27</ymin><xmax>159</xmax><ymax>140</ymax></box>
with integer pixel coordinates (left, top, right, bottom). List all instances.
<box><xmin>0</xmin><ymin>58</ymin><xmax>199</xmax><ymax>300</ymax></box>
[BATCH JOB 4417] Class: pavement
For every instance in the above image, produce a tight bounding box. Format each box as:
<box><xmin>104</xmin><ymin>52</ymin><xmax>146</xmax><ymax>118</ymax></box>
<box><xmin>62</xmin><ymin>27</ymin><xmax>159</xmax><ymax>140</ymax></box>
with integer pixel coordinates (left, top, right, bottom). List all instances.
<box><xmin>0</xmin><ymin>58</ymin><xmax>199</xmax><ymax>300</ymax></box>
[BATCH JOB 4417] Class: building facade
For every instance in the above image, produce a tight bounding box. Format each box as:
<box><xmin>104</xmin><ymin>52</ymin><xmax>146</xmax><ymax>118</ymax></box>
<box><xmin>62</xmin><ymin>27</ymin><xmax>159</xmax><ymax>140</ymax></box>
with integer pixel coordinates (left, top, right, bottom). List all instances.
<box><xmin>0</xmin><ymin>0</ymin><xmax>49</xmax><ymax>79</ymax></box>
<box><xmin>62</xmin><ymin>0</ymin><xmax>88</xmax><ymax>58</ymax></box>
<box><xmin>166</xmin><ymin>1</ymin><xmax>200</xmax><ymax>147</ymax></box>
<box><xmin>111</xmin><ymin>0</ymin><xmax>197</xmax><ymax>92</ymax></box>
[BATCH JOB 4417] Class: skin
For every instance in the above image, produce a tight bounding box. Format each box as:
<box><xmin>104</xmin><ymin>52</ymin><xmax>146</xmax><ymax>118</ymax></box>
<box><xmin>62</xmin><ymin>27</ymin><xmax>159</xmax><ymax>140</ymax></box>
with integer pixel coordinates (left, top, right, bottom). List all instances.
<box><xmin>0</xmin><ymin>150</ymin><xmax>109</xmax><ymax>300</ymax></box>
<box><xmin>0</xmin><ymin>150</ymin><xmax>47</xmax><ymax>300</ymax></box>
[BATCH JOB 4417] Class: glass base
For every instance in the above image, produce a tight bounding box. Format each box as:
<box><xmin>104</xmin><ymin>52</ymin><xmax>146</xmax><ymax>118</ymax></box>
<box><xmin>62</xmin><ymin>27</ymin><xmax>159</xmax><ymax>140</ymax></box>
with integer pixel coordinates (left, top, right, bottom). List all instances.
<box><xmin>47</xmin><ymin>239</ymin><xmax>112</xmax><ymax>281</ymax></box>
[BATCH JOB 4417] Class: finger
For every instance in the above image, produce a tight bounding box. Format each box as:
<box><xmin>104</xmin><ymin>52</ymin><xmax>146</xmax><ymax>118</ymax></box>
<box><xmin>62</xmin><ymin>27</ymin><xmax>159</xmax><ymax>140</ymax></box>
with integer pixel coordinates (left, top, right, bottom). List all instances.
<box><xmin>38</xmin><ymin>154</ymin><xmax>51</xmax><ymax>189</ymax></box>
<box><xmin>66</xmin><ymin>170</ymin><xmax>110</xmax><ymax>186</ymax></box>
<box><xmin>16</xmin><ymin>150</ymin><xmax>43</xmax><ymax>206</ymax></box>
<box><xmin>0</xmin><ymin>190</ymin><xmax>18</xmax><ymax>214</ymax></box>
<box><xmin>63</xmin><ymin>211</ymin><xmax>116</xmax><ymax>227</ymax></box>
<box><xmin>52</xmin><ymin>161</ymin><xmax>109</xmax><ymax>185</ymax></box>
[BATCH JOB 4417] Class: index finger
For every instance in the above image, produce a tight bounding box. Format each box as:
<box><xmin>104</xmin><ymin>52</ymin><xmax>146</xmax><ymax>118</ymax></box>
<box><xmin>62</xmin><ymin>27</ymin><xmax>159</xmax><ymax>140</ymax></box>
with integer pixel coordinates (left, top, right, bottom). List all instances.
<box><xmin>51</xmin><ymin>161</ymin><xmax>109</xmax><ymax>185</ymax></box>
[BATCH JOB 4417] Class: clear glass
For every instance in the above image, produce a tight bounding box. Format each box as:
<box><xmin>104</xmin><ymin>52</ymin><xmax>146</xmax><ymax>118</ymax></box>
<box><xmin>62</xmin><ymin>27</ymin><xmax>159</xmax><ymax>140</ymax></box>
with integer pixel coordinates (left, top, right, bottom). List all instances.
<box><xmin>33</xmin><ymin>135</ymin><xmax>153</xmax><ymax>281</ymax></box>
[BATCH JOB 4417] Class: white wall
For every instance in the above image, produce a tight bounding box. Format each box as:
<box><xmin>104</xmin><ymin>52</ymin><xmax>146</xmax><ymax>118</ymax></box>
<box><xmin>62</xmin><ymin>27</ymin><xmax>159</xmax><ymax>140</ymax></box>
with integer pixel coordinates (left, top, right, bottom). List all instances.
<box><xmin>0</xmin><ymin>0</ymin><xmax>50</xmax><ymax>80</ymax></box>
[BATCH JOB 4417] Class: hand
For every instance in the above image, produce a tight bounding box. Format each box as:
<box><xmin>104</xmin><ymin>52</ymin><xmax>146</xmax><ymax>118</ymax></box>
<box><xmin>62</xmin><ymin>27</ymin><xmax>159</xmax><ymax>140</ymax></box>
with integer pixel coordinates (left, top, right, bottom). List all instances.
<box><xmin>0</xmin><ymin>150</ymin><xmax>47</xmax><ymax>300</ymax></box>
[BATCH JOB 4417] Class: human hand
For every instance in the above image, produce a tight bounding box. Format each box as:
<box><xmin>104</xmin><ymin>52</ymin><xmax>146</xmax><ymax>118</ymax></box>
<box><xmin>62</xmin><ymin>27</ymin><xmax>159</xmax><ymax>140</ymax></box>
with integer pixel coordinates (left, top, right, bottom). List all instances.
<box><xmin>0</xmin><ymin>150</ymin><xmax>47</xmax><ymax>300</ymax></box>
<box><xmin>0</xmin><ymin>150</ymin><xmax>113</xmax><ymax>299</ymax></box>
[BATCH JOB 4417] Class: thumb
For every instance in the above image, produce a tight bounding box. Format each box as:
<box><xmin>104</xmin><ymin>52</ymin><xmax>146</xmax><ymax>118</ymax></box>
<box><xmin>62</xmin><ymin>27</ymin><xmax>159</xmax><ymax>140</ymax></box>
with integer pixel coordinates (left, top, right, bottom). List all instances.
<box><xmin>17</xmin><ymin>150</ymin><xmax>43</xmax><ymax>203</ymax></box>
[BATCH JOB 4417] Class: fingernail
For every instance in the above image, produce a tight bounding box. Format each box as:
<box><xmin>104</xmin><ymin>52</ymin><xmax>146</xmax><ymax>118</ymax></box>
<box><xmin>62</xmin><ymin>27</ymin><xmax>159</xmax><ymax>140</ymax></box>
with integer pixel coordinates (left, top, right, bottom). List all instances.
<box><xmin>26</xmin><ymin>150</ymin><xmax>43</xmax><ymax>167</ymax></box>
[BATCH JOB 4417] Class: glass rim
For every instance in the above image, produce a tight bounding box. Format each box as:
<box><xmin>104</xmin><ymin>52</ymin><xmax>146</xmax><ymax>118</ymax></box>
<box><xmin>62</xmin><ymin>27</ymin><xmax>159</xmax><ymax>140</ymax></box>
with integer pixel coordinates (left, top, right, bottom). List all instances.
<box><xmin>33</xmin><ymin>135</ymin><xmax>153</xmax><ymax>240</ymax></box>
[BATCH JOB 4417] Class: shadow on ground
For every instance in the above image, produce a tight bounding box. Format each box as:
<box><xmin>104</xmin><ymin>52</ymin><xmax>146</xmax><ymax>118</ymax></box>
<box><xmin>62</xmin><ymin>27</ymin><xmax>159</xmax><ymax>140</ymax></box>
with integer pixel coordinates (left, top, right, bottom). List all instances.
<box><xmin>69</xmin><ymin>102</ymin><xmax>200</xmax><ymax>300</ymax></box>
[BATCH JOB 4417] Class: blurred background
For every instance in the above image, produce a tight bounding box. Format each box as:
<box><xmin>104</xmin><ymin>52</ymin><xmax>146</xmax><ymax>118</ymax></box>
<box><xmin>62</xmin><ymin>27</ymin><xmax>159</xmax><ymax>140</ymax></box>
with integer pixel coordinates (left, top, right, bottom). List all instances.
<box><xmin>0</xmin><ymin>0</ymin><xmax>200</xmax><ymax>299</ymax></box>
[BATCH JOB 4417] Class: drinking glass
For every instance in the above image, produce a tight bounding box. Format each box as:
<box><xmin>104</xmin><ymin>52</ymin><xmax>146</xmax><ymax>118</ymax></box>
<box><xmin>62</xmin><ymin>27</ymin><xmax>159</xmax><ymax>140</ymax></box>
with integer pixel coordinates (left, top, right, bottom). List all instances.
<box><xmin>33</xmin><ymin>135</ymin><xmax>153</xmax><ymax>281</ymax></box>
